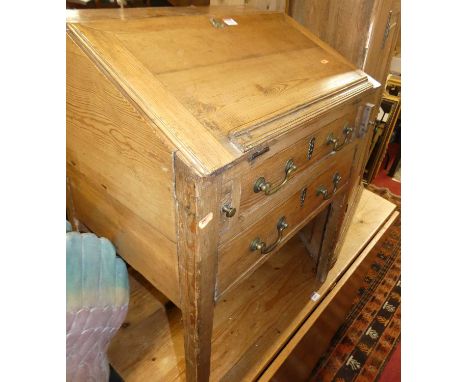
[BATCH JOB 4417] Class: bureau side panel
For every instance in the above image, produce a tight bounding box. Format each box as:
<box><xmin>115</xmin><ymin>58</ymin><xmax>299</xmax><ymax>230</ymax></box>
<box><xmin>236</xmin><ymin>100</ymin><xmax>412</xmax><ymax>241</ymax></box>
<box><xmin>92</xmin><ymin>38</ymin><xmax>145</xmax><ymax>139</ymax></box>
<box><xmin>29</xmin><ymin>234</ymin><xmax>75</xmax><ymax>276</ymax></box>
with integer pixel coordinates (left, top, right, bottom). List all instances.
<box><xmin>66</xmin><ymin>34</ymin><xmax>179</xmax><ymax>304</ymax></box>
<box><xmin>332</xmin><ymin>96</ymin><xmax>377</xmax><ymax>263</ymax></box>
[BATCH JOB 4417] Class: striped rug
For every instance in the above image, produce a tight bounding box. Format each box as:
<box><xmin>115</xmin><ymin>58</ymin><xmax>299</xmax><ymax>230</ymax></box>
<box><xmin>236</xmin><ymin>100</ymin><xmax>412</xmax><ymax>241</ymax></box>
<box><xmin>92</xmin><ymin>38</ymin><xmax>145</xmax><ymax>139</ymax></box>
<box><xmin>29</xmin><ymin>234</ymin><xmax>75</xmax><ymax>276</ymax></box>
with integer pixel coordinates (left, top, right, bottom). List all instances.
<box><xmin>309</xmin><ymin>186</ymin><xmax>401</xmax><ymax>382</ymax></box>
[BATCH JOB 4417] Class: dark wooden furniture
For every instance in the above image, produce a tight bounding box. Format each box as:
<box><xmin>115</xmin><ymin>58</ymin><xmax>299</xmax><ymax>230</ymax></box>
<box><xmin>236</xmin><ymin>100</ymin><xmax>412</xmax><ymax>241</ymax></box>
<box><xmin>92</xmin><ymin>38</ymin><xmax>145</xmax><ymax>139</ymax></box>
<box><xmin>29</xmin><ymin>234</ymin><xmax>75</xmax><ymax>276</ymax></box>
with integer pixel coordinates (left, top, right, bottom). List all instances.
<box><xmin>365</xmin><ymin>75</ymin><xmax>401</xmax><ymax>183</ymax></box>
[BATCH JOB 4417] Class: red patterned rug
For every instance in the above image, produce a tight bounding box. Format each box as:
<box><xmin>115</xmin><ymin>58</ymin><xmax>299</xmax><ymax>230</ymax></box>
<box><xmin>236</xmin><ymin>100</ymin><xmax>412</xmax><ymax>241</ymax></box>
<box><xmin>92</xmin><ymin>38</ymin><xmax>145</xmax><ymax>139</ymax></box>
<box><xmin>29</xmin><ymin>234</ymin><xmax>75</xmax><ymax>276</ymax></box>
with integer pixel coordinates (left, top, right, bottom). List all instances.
<box><xmin>309</xmin><ymin>185</ymin><xmax>401</xmax><ymax>382</ymax></box>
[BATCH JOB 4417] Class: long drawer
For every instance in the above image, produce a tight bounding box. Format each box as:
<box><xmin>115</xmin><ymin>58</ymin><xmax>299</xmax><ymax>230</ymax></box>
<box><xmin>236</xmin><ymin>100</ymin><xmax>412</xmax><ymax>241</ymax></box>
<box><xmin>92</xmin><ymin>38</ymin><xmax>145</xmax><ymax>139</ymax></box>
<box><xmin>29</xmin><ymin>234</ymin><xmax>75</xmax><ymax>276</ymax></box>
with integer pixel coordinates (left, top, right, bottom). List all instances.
<box><xmin>220</xmin><ymin>106</ymin><xmax>360</xmax><ymax>244</ymax></box>
<box><xmin>216</xmin><ymin>145</ymin><xmax>357</xmax><ymax>299</ymax></box>
<box><xmin>240</xmin><ymin>109</ymin><xmax>358</xmax><ymax>214</ymax></box>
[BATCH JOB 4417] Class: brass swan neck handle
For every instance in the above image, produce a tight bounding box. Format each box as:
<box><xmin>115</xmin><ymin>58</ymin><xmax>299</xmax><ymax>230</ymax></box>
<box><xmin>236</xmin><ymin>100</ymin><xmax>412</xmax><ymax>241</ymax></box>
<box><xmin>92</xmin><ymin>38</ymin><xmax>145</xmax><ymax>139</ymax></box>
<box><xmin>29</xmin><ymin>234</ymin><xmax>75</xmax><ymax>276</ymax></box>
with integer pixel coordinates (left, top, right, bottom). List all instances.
<box><xmin>253</xmin><ymin>159</ymin><xmax>297</xmax><ymax>195</ymax></box>
<box><xmin>250</xmin><ymin>216</ymin><xmax>289</xmax><ymax>255</ymax></box>
<box><xmin>327</xmin><ymin>124</ymin><xmax>353</xmax><ymax>152</ymax></box>
<box><xmin>316</xmin><ymin>172</ymin><xmax>342</xmax><ymax>200</ymax></box>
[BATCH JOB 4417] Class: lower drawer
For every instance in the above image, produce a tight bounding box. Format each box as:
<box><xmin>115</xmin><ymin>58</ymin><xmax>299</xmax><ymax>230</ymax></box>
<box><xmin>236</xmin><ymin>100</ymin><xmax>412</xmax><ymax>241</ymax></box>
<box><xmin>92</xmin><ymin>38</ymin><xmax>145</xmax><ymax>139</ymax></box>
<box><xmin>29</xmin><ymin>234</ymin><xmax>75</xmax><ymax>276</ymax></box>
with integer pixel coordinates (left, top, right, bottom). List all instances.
<box><xmin>216</xmin><ymin>146</ymin><xmax>356</xmax><ymax>299</ymax></box>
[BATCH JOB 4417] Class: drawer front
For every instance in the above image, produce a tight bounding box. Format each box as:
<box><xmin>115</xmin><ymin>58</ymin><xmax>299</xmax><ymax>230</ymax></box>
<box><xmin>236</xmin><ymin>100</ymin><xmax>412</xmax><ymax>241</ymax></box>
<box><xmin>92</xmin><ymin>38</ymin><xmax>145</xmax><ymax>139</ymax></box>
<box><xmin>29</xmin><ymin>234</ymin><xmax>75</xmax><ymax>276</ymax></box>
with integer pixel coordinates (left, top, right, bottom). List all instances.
<box><xmin>239</xmin><ymin>110</ymin><xmax>358</xmax><ymax>215</ymax></box>
<box><xmin>216</xmin><ymin>145</ymin><xmax>356</xmax><ymax>299</ymax></box>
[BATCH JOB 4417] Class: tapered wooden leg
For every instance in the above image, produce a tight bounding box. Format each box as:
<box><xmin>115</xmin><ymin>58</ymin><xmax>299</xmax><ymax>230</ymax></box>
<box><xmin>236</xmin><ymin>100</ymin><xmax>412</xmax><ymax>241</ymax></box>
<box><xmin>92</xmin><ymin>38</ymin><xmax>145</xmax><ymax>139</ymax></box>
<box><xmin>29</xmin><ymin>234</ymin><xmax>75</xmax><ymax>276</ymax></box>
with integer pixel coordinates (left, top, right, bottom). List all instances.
<box><xmin>175</xmin><ymin>156</ymin><xmax>222</xmax><ymax>382</ymax></box>
<box><xmin>303</xmin><ymin>189</ymin><xmax>350</xmax><ymax>286</ymax></box>
<box><xmin>316</xmin><ymin>190</ymin><xmax>350</xmax><ymax>283</ymax></box>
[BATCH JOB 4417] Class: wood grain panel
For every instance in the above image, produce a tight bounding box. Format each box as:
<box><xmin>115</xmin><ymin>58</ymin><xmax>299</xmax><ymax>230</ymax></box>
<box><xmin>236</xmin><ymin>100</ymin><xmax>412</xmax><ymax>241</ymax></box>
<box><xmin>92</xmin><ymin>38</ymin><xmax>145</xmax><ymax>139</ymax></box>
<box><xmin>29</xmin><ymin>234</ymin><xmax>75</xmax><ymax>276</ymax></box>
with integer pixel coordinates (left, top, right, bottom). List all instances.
<box><xmin>315</xmin><ymin>188</ymin><xmax>350</xmax><ymax>283</ymax></box>
<box><xmin>288</xmin><ymin>0</ymin><xmax>400</xmax><ymax>87</ymax></box>
<box><xmin>67</xmin><ymin>8</ymin><xmax>382</xmax><ymax>380</ymax></box>
<box><xmin>289</xmin><ymin>0</ymin><xmax>376</xmax><ymax>69</ymax></box>
<box><xmin>115</xmin><ymin>14</ymin><xmax>313</xmax><ymax>75</ymax></box>
<box><xmin>66</xmin><ymin>6</ymin><xmax>269</xmax><ymax>24</ymax></box>
<box><xmin>217</xmin><ymin>146</ymin><xmax>356</xmax><ymax>298</ymax></box>
<box><xmin>66</xmin><ymin>35</ymin><xmax>180</xmax><ymax>303</ymax></box>
<box><xmin>67</xmin><ymin>11</ymin><xmax>373</xmax><ymax>171</ymax></box>
<box><xmin>217</xmin><ymin>98</ymin><xmax>365</xmax><ymax>235</ymax></box>
<box><xmin>219</xmin><ymin>100</ymin><xmax>367</xmax><ymax>244</ymax></box>
<box><xmin>175</xmin><ymin>155</ymin><xmax>222</xmax><ymax>382</ymax></box>
<box><xmin>362</xmin><ymin>0</ymin><xmax>401</xmax><ymax>85</ymax></box>
<box><xmin>158</xmin><ymin>46</ymin><xmax>364</xmax><ymax>136</ymax></box>
<box><xmin>253</xmin><ymin>190</ymin><xmax>396</xmax><ymax>381</ymax></box>
<box><xmin>333</xmin><ymin>99</ymin><xmax>377</xmax><ymax>262</ymax></box>
<box><xmin>238</xmin><ymin>109</ymin><xmax>357</xmax><ymax>213</ymax></box>
<box><xmin>108</xmin><ymin>189</ymin><xmax>396</xmax><ymax>381</ymax></box>
<box><xmin>211</xmin><ymin>0</ymin><xmax>286</xmax><ymax>11</ymax></box>
<box><xmin>68</xmin><ymin>22</ymin><xmax>237</xmax><ymax>175</ymax></box>
<box><xmin>262</xmin><ymin>211</ymin><xmax>399</xmax><ymax>381</ymax></box>
<box><xmin>68</xmin><ymin>164</ymin><xmax>180</xmax><ymax>303</ymax></box>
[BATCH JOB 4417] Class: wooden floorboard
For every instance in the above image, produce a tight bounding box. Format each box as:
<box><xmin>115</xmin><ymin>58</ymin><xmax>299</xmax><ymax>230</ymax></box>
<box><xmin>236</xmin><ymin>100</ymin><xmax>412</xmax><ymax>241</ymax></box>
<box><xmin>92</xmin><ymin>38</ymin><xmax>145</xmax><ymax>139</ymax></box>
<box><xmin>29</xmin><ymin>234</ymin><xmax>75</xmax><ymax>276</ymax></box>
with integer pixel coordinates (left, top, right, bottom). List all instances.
<box><xmin>259</xmin><ymin>210</ymin><xmax>400</xmax><ymax>381</ymax></box>
<box><xmin>108</xmin><ymin>189</ymin><xmax>396</xmax><ymax>381</ymax></box>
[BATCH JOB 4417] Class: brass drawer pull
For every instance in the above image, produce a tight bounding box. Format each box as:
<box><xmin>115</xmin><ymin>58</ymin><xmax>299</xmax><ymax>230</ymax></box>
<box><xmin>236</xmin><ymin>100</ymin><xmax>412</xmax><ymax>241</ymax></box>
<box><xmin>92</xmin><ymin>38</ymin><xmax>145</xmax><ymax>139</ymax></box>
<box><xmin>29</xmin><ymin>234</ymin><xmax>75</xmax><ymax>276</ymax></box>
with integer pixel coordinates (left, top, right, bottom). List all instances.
<box><xmin>316</xmin><ymin>172</ymin><xmax>342</xmax><ymax>200</ymax></box>
<box><xmin>327</xmin><ymin>124</ymin><xmax>353</xmax><ymax>152</ymax></box>
<box><xmin>250</xmin><ymin>216</ymin><xmax>288</xmax><ymax>254</ymax></box>
<box><xmin>254</xmin><ymin>159</ymin><xmax>297</xmax><ymax>195</ymax></box>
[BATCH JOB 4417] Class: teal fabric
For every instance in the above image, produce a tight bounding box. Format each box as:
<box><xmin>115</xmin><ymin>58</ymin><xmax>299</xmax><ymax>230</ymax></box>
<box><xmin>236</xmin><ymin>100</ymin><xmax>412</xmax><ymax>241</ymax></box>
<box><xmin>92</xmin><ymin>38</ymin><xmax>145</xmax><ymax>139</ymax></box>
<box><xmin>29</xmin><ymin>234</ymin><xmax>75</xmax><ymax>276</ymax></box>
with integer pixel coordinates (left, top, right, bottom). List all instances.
<box><xmin>66</xmin><ymin>226</ymin><xmax>129</xmax><ymax>312</ymax></box>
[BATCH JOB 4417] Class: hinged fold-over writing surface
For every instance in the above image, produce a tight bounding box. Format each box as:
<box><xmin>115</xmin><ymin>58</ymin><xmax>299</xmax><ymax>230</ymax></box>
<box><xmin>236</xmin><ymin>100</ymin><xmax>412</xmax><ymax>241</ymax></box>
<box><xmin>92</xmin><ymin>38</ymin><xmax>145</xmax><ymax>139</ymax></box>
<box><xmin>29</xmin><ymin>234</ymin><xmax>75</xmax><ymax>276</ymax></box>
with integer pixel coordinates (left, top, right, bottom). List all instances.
<box><xmin>68</xmin><ymin>9</ymin><xmax>375</xmax><ymax>174</ymax></box>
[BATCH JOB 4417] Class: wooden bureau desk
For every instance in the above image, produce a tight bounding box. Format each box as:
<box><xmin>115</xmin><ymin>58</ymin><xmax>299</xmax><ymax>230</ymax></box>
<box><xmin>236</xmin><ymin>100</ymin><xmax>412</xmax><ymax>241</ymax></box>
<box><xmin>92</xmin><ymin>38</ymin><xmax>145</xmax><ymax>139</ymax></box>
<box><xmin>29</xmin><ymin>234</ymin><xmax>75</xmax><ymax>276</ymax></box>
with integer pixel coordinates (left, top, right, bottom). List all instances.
<box><xmin>66</xmin><ymin>6</ymin><xmax>380</xmax><ymax>381</ymax></box>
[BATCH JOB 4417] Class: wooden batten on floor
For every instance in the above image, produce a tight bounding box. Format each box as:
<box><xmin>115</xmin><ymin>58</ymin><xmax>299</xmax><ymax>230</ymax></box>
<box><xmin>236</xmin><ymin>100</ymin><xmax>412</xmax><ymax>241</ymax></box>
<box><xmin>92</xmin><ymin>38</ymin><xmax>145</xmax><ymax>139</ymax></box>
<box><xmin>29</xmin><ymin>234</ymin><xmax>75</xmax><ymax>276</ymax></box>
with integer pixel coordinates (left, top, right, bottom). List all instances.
<box><xmin>107</xmin><ymin>189</ymin><xmax>396</xmax><ymax>381</ymax></box>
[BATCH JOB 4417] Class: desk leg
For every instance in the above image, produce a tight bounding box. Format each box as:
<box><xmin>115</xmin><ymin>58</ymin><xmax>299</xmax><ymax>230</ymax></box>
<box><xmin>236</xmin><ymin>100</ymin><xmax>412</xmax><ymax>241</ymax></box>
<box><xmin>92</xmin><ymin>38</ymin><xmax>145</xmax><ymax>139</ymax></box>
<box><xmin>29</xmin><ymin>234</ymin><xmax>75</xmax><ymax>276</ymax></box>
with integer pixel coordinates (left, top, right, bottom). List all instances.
<box><xmin>175</xmin><ymin>156</ymin><xmax>222</xmax><ymax>382</ymax></box>
<box><xmin>310</xmin><ymin>189</ymin><xmax>350</xmax><ymax>285</ymax></box>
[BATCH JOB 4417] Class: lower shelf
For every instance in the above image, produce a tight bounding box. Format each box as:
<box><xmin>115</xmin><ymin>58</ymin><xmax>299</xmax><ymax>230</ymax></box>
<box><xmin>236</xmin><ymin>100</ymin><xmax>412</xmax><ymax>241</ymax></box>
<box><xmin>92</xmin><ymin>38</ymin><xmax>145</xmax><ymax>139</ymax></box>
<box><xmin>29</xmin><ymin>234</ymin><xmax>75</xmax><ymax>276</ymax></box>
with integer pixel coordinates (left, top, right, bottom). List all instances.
<box><xmin>261</xmin><ymin>210</ymin><xmax>400</xmax><ymax>381</ymax></box>
<box><xmin>108</xmin><ymin>189</ymin><xmax>396</xmax><ymax>381</ymax></box>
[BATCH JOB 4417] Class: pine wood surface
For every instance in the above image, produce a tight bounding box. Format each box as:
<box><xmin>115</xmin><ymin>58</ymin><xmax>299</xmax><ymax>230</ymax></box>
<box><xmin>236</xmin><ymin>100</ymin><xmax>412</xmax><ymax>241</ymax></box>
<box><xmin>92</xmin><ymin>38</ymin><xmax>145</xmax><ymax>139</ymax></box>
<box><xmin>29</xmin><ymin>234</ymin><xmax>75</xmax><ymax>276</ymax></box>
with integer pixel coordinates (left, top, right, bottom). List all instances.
<box><xmin>217</xmin><ymin>145</ymin><xmax>356</xmax><ymax>298</ymax></box>
<box><xmin>66</xmin><ymin>8</ymin><xmax>374</xmax><ymax>174</ymax></box>
<box><xmin>218</xmin><ymin>99</ymin><xmax>367</xmax><ymax>244</ymax></box>
<box><xmin>66</xmin><ymin>34</ymin><xmax>181</xmax><ymax>303</ymax></box>
<box><xmin>108</xmin><ymin>189</ymin><xmax>396</xmax><ymax>381</ymax></box>
<box><xmin>288</xmin><ymin>0</ymin><xmax>400</xmax><ymax>87</ymax></box>
<box><xmin>66</xmin><ymin>5</ymin><xmax>268</xmax><ymax>23</ymax></box>
<box><xmin>261</xmin><ymin>210</ymin><xmax>400</xmax><ymax>381</ymax></box>
<box><xmin>362</xmin><ymin>0</ymin><xmax>400</xmax><ymax>87</ymax></box>
<box><xmin>289</xmin><ymin>0</ymin><xmax>375</xmax><ymax>69</ymax></box>
<box><xmin>238</xmin><ymin>109</ymin><xmax>357</xmax><ymax>213</ymax></box>
<box><xmin>249</xmin><ymin>189</ymin><xmax>396</xmax><ymax>381</ymax></box>
<box><xmin>314</xmin><ymin>190</ymin><xmax>350</xmax><ymax>284</ymax></box>
<box><xmin>286</xmin><ymin>0</ymin><xmax>401</xmax><ymax>182</ymax></box>
<box><xmin>66</xmin><ymin>7</ymin><xmax>381</xmax><ymax>379</ymax></box>
<box><xmin>175</xmin><ymin>155</ymin><xmax>223</xmax><ymax>381</ymax></box>
<box><xmin>210</xmin><ymin>0</ymin><xmax>286</xmax><ymax>11</ymax></box>
<box><xmin>332</xmin><ymin>99</ymin><xmax>377</xmax><ymax>264</ymax></box>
